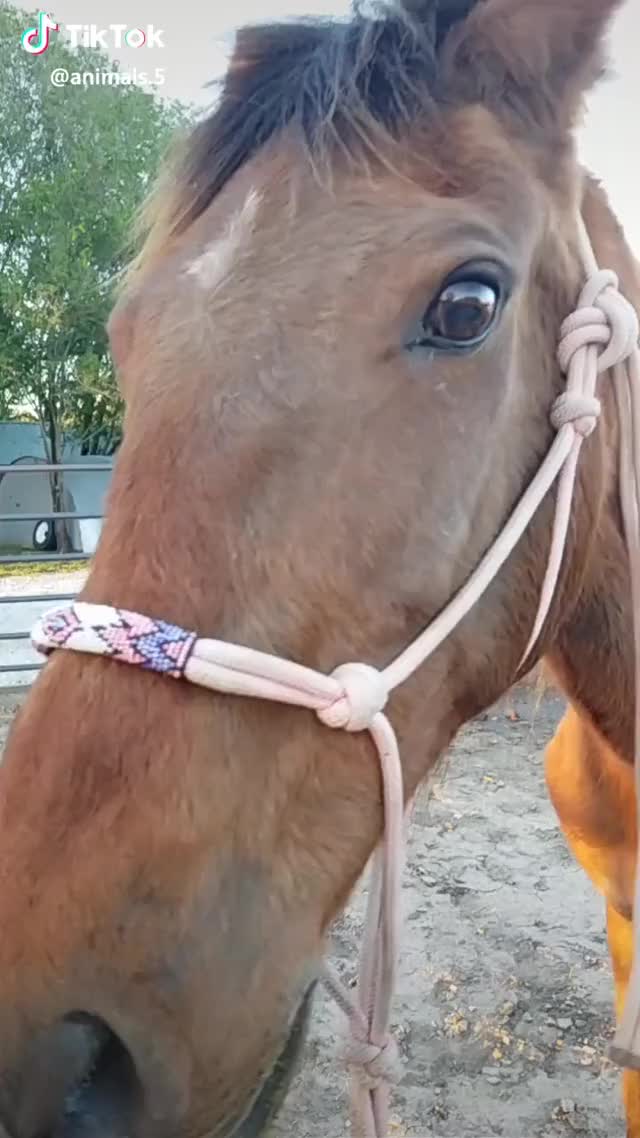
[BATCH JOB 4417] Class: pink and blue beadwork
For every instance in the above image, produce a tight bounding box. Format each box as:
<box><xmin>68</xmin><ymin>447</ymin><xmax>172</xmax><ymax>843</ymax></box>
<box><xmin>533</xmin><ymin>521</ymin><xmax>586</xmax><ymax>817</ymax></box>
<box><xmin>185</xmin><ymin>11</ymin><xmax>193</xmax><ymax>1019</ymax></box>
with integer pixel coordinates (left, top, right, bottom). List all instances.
<box><xmin>35</xmin><ymin>605</ymin><xmax>197</xmax><ymax>679</ymax></box>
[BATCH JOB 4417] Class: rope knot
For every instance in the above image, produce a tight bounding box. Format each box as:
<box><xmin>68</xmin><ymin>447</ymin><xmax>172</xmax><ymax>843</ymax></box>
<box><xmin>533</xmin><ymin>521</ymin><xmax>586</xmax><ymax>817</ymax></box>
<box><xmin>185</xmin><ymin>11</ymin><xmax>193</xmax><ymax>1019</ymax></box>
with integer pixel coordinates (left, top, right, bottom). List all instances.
<box><xmin>317</xmin><ymin>663</ymin><xmax>388</xmax><ymax>732</ymax></box>
<box><xmin>344</xmin><ymin>1029</ymin><xmax>402</xmax><ymax>1091</ymax></box>
<box><xmin>550</xmin><ymin>392</ymin><xmax>602</xmax><ymax>438</ymax></box>
<box><xmin>557</xmin><ymin>269</ymin><xmax>639</xmax><ymax>377</ymax></box>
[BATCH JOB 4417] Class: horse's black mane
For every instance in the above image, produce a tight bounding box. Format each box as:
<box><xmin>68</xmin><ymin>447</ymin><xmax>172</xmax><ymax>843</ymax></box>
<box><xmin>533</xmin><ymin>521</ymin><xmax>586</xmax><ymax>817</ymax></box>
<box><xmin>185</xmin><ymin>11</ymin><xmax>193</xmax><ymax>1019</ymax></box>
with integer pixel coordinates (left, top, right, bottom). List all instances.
<box><xmin>152</xmin><ymin>1</ymin><xmax>480</xmax><ymax>239</ymax></box>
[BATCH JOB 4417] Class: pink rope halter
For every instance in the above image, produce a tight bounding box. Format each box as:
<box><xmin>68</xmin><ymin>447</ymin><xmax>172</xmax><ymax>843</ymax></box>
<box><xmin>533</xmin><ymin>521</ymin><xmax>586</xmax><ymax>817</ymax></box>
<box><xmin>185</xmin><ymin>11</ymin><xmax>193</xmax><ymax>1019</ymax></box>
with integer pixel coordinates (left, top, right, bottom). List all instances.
<box><xmin>32</xmin><ymin>213</ymin><xmax>640</xmax><ymax>1137</ymax></box>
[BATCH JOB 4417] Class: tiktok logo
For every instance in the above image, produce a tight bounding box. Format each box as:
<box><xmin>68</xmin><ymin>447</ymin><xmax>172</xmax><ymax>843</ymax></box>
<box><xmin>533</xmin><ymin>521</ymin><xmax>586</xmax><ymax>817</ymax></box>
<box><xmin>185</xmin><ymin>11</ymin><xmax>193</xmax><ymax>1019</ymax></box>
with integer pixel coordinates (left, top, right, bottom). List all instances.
<box><xmin>21</xmin><ymin>11</ymin><xmax>59</xmax><ymax>55</ymax></box>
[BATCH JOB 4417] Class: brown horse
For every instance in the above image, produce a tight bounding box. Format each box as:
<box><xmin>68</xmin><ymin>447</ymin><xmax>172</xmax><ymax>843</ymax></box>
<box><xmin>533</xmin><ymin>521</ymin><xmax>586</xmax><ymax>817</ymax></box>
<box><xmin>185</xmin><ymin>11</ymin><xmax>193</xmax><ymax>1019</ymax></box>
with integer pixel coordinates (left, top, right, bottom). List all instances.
<box><xmin>1</xmin><ymin>0</ymin><xmax>638</xmax><ymax>1134</ymax></box>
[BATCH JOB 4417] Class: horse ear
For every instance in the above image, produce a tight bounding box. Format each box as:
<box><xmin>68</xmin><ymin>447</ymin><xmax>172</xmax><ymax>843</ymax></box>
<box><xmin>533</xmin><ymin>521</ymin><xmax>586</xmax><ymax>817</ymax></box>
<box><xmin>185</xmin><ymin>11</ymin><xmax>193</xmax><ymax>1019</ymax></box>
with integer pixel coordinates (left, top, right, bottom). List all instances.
<box><xmin>440</xmin><ymin>0</ymin><xmax>624</xmax><ymax>130</ymax></box>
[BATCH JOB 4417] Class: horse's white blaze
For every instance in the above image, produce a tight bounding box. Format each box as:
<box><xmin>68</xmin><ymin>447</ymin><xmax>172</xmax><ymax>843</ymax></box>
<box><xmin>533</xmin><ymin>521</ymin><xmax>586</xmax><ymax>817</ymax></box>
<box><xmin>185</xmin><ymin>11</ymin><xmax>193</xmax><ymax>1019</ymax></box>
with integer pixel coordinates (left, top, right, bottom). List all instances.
<box><xmin>187</xmin><ymin>189</ymin><xmax>261</xmax><ymax>290</ymax></box>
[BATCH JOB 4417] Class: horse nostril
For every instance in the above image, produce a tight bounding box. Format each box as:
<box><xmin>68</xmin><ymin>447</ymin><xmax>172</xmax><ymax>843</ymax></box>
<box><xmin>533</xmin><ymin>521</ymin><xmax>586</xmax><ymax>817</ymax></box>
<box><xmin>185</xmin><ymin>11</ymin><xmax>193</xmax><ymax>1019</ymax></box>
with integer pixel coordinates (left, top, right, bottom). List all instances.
<box><xmin>17</xmin><ymin>1012</ymin><xmax>142</xmax><ymax>1138</ymax></box>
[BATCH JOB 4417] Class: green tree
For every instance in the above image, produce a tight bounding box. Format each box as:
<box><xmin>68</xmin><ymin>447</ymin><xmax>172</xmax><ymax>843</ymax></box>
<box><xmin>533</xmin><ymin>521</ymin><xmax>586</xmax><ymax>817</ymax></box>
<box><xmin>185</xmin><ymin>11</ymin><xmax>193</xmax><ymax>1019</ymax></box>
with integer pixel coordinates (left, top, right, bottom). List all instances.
<box><xmin>0</xmin><ymin>3</ymin><xmax>191</xmax><ymax>546</ymax></box>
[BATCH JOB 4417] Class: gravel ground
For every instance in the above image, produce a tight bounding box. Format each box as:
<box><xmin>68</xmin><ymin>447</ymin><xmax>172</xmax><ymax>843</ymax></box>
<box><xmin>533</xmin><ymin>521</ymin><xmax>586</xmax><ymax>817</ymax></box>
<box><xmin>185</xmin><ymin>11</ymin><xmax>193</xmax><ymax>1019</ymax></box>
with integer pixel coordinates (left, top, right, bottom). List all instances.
<box><xmin>0</xmin><ymin>680</ymin><xmax>624</xmax><ymax>1137</ymax></box>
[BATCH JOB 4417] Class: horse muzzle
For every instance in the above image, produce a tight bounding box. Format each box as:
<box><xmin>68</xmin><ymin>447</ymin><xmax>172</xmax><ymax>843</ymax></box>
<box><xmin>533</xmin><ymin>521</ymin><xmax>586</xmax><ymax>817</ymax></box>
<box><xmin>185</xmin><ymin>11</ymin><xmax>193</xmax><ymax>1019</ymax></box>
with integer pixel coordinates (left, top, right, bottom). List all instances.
<box><xmin>0</xmin><ymin>986</ymin><xmax>315</xmax><ymax>1138</ymax></box>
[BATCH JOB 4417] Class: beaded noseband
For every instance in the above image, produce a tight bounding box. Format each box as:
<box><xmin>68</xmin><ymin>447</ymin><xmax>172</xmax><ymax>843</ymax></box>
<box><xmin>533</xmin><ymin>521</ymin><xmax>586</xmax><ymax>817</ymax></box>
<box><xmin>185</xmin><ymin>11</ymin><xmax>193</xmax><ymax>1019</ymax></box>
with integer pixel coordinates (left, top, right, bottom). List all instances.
<box><xmin>32</xmin><ymin>214</ymin><xmax>640</xmax><ymax>1137</ymax></box>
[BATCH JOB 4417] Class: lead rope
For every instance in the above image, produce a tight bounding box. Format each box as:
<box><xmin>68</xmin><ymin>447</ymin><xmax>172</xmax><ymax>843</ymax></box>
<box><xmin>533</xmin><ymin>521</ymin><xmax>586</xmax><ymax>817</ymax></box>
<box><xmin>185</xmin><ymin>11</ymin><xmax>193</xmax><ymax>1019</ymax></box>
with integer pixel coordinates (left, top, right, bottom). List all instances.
<box><xmin>31</xmin><ymin>216</ymin><xmax>640</xmax><ymax>1134</ymax></box>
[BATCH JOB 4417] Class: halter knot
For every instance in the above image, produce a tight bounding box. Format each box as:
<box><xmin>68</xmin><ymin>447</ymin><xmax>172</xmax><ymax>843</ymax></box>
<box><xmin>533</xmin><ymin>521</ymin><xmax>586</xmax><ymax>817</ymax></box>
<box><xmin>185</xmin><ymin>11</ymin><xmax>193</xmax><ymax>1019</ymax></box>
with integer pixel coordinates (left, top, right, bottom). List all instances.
<box><xmin>557</xmin><ymin>269</ymin><xmax>639</xmax><ymax>377</ymax></box>
<box><xmin>550</xmin><ymin>392</ymin><xmax>602</xmax><ymax>438</ymax></box>
<box><xmin>317</xmin><ymin>663</ymin><xmax>388</xmax><ymax>732</ymax></box>
<box><xmin>344</xmin><ymin>1029</ymin><xmax>402</xmax><ymax>1091</ymax></box>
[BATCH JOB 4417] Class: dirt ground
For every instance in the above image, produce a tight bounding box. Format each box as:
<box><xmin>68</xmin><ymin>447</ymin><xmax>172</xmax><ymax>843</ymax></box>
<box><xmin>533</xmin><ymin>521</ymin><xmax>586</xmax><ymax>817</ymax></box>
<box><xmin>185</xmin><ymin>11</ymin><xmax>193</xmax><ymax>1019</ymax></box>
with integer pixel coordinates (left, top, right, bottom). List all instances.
<box><xmin>0</xmin><ymin>681</ymin><xmax>624</xmax><ymax>1138</ymax></box>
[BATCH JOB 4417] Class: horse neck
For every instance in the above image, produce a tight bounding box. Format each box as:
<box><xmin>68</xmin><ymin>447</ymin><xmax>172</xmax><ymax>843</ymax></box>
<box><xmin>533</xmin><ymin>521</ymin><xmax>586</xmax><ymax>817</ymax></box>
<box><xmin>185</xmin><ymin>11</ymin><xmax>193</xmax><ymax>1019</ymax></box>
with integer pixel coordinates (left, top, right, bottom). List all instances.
<box><xmin>546</xmin><ymin>175</ymin><xmax>640</xmax><ymax>761</ymax></box>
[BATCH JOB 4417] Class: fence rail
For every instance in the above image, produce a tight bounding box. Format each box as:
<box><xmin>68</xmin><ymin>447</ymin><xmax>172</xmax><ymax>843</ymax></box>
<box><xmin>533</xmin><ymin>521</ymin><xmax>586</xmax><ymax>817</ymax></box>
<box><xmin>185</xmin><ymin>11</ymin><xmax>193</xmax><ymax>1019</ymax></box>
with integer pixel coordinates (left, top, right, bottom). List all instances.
<box><xmin>0</xmin><ymin>460</ymin><xmax>112</xmax><ymax>688</ymax></box>
<box><xmin>0</xmin><ymin>512</ymin><xmax>102</xmax><ymax>522</ymax></box>
<box><xmin>0</xmin><ymin>462</ymin><xmax>111</xmax><ymax>474</ymax></box>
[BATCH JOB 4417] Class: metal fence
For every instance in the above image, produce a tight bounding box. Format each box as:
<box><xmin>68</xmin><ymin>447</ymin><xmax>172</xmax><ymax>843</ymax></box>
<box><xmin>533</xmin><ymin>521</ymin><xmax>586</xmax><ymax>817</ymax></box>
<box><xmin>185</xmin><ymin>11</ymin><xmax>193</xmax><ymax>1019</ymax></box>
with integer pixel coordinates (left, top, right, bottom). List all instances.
<box><xmin>0</xmin><ymin>461</ymin><xmax>112</xmax><ymax>689</ymax></box>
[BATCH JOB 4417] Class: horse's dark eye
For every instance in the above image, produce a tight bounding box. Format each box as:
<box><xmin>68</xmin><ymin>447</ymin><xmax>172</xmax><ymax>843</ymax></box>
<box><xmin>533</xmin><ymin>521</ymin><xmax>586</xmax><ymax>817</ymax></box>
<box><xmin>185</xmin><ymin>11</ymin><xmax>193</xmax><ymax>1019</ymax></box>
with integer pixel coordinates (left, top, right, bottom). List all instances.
<box><xmin>427</xmin><ymin>280</ymin><xmax>498</xmax><ymax>344</ymax></box>
<box><xmin>421</xmin><ymin>278</ymin><xmax>496</xmax><ymax>345</ymax></box>
<box><xmin>411</xmin><ymin>267</ymin><xmax>505</xmax><ymax>353</ymax></box>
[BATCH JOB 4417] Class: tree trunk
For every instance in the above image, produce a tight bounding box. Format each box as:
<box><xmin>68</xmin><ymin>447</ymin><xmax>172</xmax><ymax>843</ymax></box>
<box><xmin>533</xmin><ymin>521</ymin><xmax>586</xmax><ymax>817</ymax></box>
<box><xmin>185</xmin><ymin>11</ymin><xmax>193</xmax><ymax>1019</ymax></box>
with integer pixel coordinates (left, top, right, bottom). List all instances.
<box><xmin>45</xmin><ymin>401</ymin><xmax>73</xmax><ymax>554</ymax></box>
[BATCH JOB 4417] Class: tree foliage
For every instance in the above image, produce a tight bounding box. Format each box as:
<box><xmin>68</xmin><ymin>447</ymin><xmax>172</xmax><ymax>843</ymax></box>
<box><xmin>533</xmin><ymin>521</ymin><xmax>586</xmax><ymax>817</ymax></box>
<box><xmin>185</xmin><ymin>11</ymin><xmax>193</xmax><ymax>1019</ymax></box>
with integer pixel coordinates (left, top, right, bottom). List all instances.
<box><xmin>0</xmin><ymin>3</ymin><xmax>191</xmax><ymax>466</ymax></box>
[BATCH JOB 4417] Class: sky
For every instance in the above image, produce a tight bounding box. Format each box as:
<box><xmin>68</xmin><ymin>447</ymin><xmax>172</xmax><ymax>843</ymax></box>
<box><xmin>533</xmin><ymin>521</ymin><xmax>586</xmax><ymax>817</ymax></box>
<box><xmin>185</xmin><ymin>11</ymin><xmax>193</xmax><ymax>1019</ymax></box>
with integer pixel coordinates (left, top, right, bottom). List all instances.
<box><xmin>15</xmin><ymin>0</ymin><xmax>640</xmax><ymax>250</ymax></box>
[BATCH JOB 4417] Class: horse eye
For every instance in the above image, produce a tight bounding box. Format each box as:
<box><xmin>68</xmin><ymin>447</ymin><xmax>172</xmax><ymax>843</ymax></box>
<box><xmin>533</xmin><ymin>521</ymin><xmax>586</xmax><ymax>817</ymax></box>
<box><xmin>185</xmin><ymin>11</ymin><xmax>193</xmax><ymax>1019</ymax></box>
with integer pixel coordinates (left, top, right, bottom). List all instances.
<box><xmin>414</xmin><ymin>276</ymin><xmax>502</xmax><ymax>351</ymax></box>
